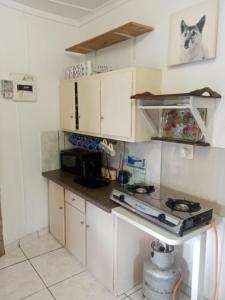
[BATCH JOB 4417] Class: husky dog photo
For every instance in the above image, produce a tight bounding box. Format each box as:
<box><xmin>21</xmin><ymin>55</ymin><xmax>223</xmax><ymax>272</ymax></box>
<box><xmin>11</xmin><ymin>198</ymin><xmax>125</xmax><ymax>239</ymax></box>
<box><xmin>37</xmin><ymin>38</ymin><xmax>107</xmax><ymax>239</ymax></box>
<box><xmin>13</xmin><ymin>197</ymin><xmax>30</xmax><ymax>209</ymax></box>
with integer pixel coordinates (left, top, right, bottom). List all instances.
<box><xmin>168</xmin><ymin>0</ymin><xmax>219</xmax><ymax>66</ymax></box>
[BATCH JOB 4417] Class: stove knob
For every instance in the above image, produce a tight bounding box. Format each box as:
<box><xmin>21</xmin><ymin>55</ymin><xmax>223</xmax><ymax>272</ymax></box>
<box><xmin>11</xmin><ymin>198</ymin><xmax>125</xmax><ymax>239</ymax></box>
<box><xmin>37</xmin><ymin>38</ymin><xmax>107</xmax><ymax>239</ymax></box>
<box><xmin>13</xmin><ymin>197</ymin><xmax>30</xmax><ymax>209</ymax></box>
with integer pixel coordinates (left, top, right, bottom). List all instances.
<box><xmin>158</xmin><ymin>214</ymin><xmax>166</xmax><ymax>222</ymax></box>
<box><xmin>119</xmin><ymin>195</ymin><xmax>125</xmax><ymax>202</ymax></box>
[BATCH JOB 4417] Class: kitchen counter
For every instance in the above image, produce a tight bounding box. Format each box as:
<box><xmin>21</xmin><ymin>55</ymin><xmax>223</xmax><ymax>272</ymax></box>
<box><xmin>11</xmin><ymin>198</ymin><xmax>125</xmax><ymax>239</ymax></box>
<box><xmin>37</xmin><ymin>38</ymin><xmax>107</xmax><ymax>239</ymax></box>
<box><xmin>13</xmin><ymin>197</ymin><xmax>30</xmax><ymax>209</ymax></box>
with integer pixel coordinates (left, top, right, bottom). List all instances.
<box><xmin>42</xmin><ymin>169</ymin><xmax>119</xmax><ymax>213</ymax></box>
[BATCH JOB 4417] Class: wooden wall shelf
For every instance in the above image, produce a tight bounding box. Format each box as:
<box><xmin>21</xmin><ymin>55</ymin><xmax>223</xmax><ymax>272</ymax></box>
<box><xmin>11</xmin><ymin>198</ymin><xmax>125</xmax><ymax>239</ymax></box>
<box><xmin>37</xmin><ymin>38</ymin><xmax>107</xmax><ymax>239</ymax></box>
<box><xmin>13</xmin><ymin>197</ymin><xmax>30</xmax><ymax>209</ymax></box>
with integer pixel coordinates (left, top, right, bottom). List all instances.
<box><xmin>65</xmin><ymin>22</ymin><xmax>154</xmax><ymax>54</ymax></box>
<box><xmin>151</xmin><ymin>137</ymin><xmax>210</xmax><ymax>147</ymax></box>
<box><xmin>132</xmin><ymin>88</ymin><xmax>221</xmax><ymax>145</ymax></box>
<box><xmin>131</xmin><ymin>88</ymin><xmax>221</xmax><ymax>101</ymax></box>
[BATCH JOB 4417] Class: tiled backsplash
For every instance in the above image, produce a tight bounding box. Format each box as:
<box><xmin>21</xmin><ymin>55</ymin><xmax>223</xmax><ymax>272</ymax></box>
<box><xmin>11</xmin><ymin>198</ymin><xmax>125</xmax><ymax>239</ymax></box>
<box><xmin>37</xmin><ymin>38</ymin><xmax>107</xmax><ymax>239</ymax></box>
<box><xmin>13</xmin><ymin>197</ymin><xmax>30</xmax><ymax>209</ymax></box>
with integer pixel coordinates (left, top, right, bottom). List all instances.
<box><xmin>41</xmin><ymin>131</ymin><xmax>76</xmax><ymax>172</ymax></box>
<box><xmin>41</xmin><ymin>131</ymin><xmax>162</xmax><ymax>186</ymax></box>
<box><xmin>161</xmin><ymin>142</ymin><xmax>225</xmax><ymax>208</ymax></box>
<box><xmin>109</xmin><ymin>140</ymin><xmax>162</xmax><ymax>186</ymax></box>
<box><xmin>41</xmin><ymin>131</ymin><xmax>60</xmax><ymax>172</ymax></box>
<box><xmin>41</xmin><ymin>130</ymin><xmax>225</xmax><ymax>210</ymax></box>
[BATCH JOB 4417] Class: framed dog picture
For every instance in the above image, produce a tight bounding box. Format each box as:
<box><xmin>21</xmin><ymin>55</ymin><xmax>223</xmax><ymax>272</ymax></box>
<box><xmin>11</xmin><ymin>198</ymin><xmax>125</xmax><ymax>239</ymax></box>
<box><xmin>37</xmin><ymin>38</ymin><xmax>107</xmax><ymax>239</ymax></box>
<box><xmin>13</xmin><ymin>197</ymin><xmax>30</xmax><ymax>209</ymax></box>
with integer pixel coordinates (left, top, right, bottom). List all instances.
<box><xmin>168</xmin><ymin>0</ymin><xmax>219</xmax><ymax>66</ymax></box>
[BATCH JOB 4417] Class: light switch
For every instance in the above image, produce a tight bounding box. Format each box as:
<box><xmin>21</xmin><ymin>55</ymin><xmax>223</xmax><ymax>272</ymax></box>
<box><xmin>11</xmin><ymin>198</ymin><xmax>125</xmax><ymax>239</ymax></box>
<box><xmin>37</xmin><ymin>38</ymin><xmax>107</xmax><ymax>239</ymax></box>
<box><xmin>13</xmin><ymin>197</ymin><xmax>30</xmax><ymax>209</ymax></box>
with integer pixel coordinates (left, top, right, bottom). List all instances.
<box><xmin>180</xmin><ymin>144</ymin><xmax>194</xmax><ymax>160</ymax></box>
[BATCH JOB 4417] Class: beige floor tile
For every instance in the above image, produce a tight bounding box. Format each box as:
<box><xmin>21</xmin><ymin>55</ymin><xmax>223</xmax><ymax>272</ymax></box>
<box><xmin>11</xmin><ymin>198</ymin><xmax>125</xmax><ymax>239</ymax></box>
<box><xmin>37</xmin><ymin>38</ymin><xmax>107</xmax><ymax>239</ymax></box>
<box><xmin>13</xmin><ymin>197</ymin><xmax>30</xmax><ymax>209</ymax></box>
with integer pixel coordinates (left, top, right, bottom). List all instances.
<box><xmin>30</xmin><ymin>248</ymin><xmax>85</xmax><ymax>286</ymax></box>
<box><xmin>129</xmin><ymin>289</ymin><xmax>143</xmax><ymax>300</ymax></box>
<box><xmin>20</xmin><ymin>232</ymin><xmax>39</xmax><ymax>245</ymax></box>
<box><xmin>0</xmin><ymin>245</ymin><xmax>26</xmax><ymax>270</ymax></box>
<box><xmin>0</xmin><ymin>261</ymin><xmax>45</xmax><ymax>300</ymax></box>
<box><xmin>125</xmin><ymin>284</ymin><xmax>142</xmax><ymax>296</ymax></box>
<box><xmin>20</xmin><ymin>234</ymin><xmax>62</xmax><ymax>258</ymax></box>
<box><xmin>179</xmin><ymin>292</ymin><xmax>190</xmax><ymax>300</ymax></box>
<box><xmin>117</xmin><ymin>294</ymin><xmax>128</xmax><ymax>300</ymax></box>
<box><xmin>23</xmin><ymin>289</ymin><xmax>54</xmax><ymax>300</ymax></box>
<box><xmin>50</xmin><ymin>271</ymin><xmax>120</xmax><ymax>300</ymax></box>
<box><xmin>129</xmin><ymin>289</ymin><xmax>189</xmax><ymax>300</ymax></box>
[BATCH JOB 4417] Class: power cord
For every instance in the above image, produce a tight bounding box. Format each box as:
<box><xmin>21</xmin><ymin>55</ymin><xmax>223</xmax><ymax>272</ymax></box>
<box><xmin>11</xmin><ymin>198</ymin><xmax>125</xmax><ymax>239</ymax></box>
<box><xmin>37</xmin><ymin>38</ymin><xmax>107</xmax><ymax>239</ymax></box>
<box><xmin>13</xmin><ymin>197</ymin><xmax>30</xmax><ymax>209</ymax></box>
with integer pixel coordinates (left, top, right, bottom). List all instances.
<box><xmin>172</xmin><ymin>272</ymin><xmax>183</xmax><ymax>300</ymax></box>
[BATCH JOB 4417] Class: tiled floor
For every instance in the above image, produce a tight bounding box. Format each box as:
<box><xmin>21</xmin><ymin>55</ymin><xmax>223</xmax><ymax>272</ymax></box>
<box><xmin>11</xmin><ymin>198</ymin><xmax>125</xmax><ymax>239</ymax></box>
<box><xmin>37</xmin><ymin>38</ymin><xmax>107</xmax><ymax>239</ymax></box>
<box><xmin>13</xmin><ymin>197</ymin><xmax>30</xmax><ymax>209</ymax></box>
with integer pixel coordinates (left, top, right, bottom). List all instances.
<box><xmin>0</xmin><ymin>233</ymin><xmax>142</xmax><ymax>300</ymax></box>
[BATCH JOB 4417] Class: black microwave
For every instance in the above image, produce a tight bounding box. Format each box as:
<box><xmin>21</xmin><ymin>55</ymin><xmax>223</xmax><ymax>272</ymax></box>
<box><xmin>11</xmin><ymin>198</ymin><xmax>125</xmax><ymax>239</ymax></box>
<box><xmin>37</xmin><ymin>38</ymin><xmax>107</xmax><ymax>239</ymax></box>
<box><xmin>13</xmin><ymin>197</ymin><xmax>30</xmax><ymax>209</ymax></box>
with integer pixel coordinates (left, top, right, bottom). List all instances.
<box><xmin>60</xmin><ymin>148</ymin><xmax>102</xmax><ymax>181</ymax></box>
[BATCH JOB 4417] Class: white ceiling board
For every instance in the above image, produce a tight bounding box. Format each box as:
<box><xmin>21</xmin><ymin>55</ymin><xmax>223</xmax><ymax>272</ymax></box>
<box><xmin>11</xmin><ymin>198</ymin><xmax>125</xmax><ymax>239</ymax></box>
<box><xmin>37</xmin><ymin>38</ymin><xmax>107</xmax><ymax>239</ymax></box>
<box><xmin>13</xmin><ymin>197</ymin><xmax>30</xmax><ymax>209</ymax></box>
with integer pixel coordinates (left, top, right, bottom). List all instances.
<box><xmin>12</xmin><ymin>0</ymin><xmax>91</xmax><ymax>19</ymax></box>
<box><xmin>11</xmin><ymin>0</ymin><xmax>116</xmax><ymax>20</ymax></box>
<box><xmin>60</xmin><ymin>0</ymin><xmax>113</xmax><ymax>10</ymax></box>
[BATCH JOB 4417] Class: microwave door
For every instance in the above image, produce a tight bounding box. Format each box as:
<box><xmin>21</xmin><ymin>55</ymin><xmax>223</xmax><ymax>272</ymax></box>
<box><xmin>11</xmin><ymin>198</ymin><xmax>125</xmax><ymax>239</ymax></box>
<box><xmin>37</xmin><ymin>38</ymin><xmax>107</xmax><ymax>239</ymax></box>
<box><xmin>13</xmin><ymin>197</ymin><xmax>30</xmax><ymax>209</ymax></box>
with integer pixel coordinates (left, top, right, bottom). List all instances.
<box><xmin>62</xmin><ymin>155</ymin><xmax>80</xmax><ymax>175</ymax></box>
<box><xmin>82</xmin><ymin>159</ymin><xmax>101</xmax><ymax>181</ymax></box>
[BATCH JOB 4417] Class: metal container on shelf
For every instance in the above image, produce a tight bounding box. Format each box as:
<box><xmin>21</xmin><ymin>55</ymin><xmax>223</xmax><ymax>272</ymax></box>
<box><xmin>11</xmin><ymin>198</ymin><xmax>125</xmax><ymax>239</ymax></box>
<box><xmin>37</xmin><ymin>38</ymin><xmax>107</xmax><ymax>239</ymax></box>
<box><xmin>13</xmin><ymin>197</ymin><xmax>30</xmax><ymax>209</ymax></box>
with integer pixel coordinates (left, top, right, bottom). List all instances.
<box><xmin>143</xmin><ymin>240</ymin><xmax>180</xmax><ymax>300</ymax></box>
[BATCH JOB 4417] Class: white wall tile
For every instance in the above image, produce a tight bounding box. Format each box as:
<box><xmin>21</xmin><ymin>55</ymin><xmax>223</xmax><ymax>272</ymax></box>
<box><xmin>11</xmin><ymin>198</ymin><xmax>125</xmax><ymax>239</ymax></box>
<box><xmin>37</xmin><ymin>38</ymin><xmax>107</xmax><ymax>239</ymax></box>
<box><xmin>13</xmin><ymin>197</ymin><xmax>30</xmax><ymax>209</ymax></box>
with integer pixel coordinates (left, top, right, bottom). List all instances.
<box><xmin>41</xmin><ymin>131</ymin><xmax>60</xmax><ymax>172</ymax></box>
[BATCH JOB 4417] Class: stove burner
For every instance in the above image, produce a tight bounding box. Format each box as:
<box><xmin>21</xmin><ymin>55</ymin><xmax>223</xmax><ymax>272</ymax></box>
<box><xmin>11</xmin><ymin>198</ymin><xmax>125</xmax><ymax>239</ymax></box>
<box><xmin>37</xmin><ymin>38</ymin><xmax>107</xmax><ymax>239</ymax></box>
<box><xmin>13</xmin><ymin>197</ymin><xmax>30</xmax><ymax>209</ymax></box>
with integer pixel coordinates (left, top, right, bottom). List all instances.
<box><xmin>110</xmin><ymin>188</ymin><xmax>213</xmax><ymax>236</ymax></box>
<box><xmin>127</xmin><ymin>184</ymin><xmax>155</xmax><ymax>195</ymax></box>
<box><xmin>166</xmin><ymin>198</ymin><xmax>201</xmax><ymax>213</ymax></box>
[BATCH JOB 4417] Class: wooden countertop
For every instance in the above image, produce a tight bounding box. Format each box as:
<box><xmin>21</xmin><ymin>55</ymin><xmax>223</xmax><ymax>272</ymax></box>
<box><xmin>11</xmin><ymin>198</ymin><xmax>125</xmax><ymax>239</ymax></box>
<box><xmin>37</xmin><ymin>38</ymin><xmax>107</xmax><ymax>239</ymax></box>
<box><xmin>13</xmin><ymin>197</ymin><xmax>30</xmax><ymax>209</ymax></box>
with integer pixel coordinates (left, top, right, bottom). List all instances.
<box><xmin>42</xmin><ymin>170</ymin><xmax>119</xmax><ymax>213</ymax></box>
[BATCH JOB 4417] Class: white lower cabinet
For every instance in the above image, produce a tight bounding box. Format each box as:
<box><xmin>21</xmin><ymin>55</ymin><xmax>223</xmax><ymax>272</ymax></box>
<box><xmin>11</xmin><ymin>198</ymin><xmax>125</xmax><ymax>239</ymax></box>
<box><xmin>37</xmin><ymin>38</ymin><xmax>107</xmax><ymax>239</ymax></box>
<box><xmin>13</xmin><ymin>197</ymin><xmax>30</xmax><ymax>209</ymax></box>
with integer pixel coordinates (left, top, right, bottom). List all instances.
<box><xmin>63</xmin><ymin>188</ymin><xmax>150</xmax><ymax>296</ymax></box>
<box><xmin>86</xmin><ymin>202</ymin><xmax>114</xmax><ymax>292</ymax></box>
<box><xmin>48</xmin><ymin>181</ymin><xmax>65</xmax><ymax>245</ymax></box>
<box><xmin>65</xmin><ymin>203</ymin><xmax>86</xmax><ymax>266</ymax></box>
<box><xmin>114</xmin><ymin>217</ymin><xmax>152</xmax><ymax>295</ymax></box>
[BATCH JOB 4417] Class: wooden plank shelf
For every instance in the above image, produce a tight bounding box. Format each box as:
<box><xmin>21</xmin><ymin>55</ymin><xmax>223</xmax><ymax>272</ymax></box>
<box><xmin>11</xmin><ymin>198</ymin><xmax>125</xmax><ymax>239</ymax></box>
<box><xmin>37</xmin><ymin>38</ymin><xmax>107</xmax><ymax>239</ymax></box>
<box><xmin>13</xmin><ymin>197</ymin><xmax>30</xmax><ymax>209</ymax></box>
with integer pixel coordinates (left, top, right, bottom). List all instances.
<box><xmin>132</xmin><ymin>88</ymin><xmax>221</xmax><ymax>145</ymax></box>
<box><xmin>151</xmin><ymin>137</ymin><xmax>210</xmax><ymax>147</ymax></box>
<box><xmin>65</xmin><ymin>22</ymin><xmax>154</xmax><ymax>54</ymax></box>
<box><xmin>131</xmin><ymin>88</ymin><xmax>221</xmax><ymax>100</ymax></box>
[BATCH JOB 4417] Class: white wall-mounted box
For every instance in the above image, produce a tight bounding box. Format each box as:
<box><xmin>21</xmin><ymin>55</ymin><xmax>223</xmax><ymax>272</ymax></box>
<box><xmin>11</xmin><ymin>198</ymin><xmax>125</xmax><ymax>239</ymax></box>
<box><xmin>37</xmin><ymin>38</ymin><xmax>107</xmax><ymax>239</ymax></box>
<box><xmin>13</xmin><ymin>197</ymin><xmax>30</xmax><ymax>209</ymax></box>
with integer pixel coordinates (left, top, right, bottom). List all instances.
<box><xmin>12</xmin><ymin>73</ymin><xmax>37</xmax><ymax>102</ymax></box>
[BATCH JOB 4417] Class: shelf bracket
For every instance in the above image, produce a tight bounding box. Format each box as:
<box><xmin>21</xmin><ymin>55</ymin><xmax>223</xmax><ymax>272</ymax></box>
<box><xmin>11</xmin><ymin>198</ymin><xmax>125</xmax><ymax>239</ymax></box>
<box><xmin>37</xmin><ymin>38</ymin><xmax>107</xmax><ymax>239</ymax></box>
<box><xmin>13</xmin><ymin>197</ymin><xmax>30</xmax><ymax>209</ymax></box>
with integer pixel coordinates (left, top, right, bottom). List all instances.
<box><xmin>140</xmin><ymin>109</ymin><xmax>158</xmax><ymax>136</ymax></box>
<box><xmin>190</xmin><ymin>107</ymin><xmax>210</xmax><ymax>143</ymax></box>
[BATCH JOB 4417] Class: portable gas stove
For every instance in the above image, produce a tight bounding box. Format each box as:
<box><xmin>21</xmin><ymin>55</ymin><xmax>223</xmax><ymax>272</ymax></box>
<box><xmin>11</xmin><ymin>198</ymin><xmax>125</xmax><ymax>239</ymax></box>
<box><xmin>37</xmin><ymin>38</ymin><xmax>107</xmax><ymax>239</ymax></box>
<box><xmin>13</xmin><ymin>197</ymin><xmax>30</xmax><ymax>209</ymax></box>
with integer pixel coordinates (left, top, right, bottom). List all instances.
<box><xmin>110</xmin><ymin>184</ymin><xmax>213</xmax><ymax>236</ymax></box>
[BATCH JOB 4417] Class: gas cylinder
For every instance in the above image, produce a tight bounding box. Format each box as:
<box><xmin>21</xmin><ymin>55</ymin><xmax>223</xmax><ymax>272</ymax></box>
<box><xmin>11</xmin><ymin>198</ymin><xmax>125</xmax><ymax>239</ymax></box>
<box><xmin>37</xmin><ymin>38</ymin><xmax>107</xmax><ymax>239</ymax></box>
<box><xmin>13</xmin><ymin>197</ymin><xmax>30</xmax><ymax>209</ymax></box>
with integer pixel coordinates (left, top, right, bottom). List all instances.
<box><xmin>143</xmin><ymin>240</ymin><xmax>181</xmax><ymax>300</ymax></box>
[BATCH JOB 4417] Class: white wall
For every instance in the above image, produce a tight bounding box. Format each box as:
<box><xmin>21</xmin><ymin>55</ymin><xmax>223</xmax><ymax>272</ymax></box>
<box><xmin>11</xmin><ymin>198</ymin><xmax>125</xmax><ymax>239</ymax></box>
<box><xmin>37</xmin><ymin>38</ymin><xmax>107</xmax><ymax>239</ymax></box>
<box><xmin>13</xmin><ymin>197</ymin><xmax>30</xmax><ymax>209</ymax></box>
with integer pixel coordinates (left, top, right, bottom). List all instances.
<box><xmin>0</xmin><ymin>1</ymin><xmax>79</xmax><ymax>244</ymax></box>
<box><xmin>78</xmin><ymin>0</ymin><xmax>225</xmax><ymax>298</ymax></box>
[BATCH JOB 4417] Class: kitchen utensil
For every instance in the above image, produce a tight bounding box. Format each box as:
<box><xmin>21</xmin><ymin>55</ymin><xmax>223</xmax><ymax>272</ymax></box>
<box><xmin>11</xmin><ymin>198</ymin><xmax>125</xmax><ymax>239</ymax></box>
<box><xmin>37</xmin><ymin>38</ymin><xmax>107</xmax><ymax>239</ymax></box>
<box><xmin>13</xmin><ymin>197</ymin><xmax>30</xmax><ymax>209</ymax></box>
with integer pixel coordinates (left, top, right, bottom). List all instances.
<box><xmin>117</xmin><ymin>170</ymin><xmax>131</xmax><ymax>185</ymax></box>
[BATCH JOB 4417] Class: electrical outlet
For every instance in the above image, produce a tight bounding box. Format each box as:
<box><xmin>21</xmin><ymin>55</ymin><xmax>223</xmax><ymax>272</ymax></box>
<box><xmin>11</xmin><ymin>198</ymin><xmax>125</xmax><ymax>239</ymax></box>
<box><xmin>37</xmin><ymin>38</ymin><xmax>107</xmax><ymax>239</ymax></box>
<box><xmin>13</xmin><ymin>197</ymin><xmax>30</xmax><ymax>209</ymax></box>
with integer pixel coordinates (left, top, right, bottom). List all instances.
<box><xmin>180</xmin><ymin>145</ymin><xmax>194</xmax><ymax>160</ymax></box>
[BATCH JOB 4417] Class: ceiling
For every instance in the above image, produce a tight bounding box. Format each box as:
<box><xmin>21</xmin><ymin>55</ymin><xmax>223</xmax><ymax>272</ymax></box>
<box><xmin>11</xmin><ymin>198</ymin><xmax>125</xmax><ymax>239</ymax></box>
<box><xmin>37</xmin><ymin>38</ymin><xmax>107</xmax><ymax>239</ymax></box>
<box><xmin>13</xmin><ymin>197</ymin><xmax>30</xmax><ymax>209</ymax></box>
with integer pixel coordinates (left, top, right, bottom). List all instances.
<box><xmin>11</xmin><ymin>0</ymin><xmax>118</xmax><ymax>20</ymax></box>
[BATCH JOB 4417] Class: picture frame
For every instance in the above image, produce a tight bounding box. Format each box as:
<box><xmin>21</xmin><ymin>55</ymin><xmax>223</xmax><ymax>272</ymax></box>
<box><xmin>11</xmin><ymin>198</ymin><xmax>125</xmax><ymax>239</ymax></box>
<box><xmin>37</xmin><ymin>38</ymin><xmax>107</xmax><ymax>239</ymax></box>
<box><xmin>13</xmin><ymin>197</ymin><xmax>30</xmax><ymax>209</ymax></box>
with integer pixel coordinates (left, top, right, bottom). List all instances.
<box><xmin>168</xmin><ymin>0</ymin><xmax>219</xmax><ymax>66</ymax></box>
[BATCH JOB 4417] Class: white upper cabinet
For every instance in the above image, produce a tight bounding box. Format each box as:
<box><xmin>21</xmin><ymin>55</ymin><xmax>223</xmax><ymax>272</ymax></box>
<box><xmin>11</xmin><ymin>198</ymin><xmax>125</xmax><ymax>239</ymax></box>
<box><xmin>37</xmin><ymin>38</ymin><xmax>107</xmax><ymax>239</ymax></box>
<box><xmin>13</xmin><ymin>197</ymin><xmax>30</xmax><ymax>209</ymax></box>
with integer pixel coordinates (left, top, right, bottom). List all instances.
<box><xmin>59</xmin><ymin>81</ymin><xmax>76</xmax><ymax>132</ymax></box>
<box><xmin>59</xmin><ymin>67</ymin><xmax>161</xmax><ymax>142</ymax></box>
<box><xmin>78</xmin><ymin>78</ymin><xmax>101</xmax><ymax>135</ymax></box>
<box><xmin>101</xmin><ymin>71</ymin><xmax>133</xmax><ymax>139</ymax></box>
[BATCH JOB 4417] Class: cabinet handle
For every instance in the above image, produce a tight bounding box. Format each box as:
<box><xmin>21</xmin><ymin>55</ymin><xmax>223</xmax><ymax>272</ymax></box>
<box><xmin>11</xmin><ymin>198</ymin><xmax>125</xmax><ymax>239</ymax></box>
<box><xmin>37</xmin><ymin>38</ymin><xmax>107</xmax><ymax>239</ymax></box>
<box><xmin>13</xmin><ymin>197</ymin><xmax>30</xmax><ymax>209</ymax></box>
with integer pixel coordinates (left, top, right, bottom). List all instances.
<box><xmin>72</xmin><ymin>198</ymin><xmax>76</xmax><ymax>202</ymax></box>
<box><xmin>70</xmin><ymin>115</ymin><xmax>74</xmax><ymax>119</ymax></box>
<box><xmin>80</xmin><ymin>221</ymin><xmax>84</xmax><ymax>225</ymax></box>
<box><xmin>86</xmin><ymin>225</ymin><xmax>90</xmax><ymax>228</ymax></box>
<box><xmin>100</xmin><ymin>116</ymin><xmax>104</xmax><ymax>120</ymax></box>
<box><xmin>59</xmin><ymin>206</ymin><xmax>63</xmax><ymax>210</ymax></box>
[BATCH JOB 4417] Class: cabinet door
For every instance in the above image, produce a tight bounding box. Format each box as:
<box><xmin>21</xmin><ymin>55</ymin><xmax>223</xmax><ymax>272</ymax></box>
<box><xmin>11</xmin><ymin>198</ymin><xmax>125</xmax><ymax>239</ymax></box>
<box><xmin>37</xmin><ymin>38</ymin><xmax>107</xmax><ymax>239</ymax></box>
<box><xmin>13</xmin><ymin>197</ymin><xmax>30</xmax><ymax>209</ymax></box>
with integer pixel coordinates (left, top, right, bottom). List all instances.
<box><xmin>59</xmin><ymin>81</ymin><xmax>76</xmax><ymax>131</ymax></box>
<box><xmin>114</xmin><ymin>218</ymin><xmax>152</xmax><ymax>295</ymax></box>
<box><xmin>101</xmin><ymin>71</ymin><xmax>133</xmax><ymax>138</ymax></box>
<box><xmin>86</xmin><ymin>202</ymin><xmax>114</xmax><ymax>292</ymax></box>
<box><xmin>48</xmin><ymin>181</ymin><xmax>65</xmax><ymax>245</ymax></box>
<box><xmin>78</xmin><ymin>78</ymin><xmax>101</xmax><ymax>134</ymax></box>
<box><xmin>65</xmin><ymin>203</ymin><xmax>86</xmax><ymax>265</ymax></box>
